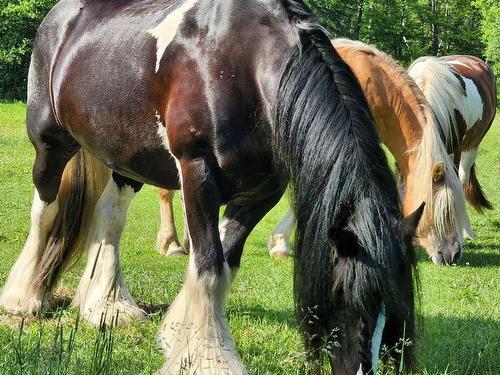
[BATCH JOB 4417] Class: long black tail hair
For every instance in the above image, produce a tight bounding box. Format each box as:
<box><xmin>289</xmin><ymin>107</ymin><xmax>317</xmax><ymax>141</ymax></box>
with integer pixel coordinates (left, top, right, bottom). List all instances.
<box><xmin>274</xmin><ymin>1</ymin><xmax>417</xmax><ymax>371</ymax></box>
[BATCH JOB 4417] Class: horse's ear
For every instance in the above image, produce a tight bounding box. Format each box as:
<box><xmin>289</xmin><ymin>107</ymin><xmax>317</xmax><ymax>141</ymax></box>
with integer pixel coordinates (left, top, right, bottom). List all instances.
<box><xmin>327</xmin><ymin>227</ymin><xmax>358</xmax><ymax>257</ymax></box>
<box><xmin>403</xmin><ymin>202</ymin><xmax>425</xmax><ymax>239</ymax></box>
<box><xmin>328</xmin><ymin>202</ymin><xmax>357</xmax><ymax>256</ymax></box>
<box><xmin>432</xmin><ymin>161</ymin><xmax>445</xmax><ymax>183</ymax></box>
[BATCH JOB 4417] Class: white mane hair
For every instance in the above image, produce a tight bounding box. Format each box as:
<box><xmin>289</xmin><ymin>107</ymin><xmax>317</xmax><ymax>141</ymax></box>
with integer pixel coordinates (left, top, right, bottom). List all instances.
<box><xmin>407</xmin><ymin>56</ymin><xmax>466</xmax><ymax>151</ymax></box>
<box><xmin>333</xmin><ymin>40</ymin><xmax>467</xmax><ymax>242</ymax></box>
<box><xmin>410</xmin><ymin>116</ymin><xmax>466</xmax><ymax>240</ymax></box>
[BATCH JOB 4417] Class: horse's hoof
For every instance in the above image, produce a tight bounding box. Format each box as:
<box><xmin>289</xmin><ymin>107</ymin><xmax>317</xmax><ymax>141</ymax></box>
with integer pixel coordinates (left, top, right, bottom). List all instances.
<box><xmin>0</xmin><ymin>289</ymin><xmax>52</xmax><ymax>315</ymax></box>
<box><xmin>165</xmin><ymin>243</ymin><xmax>187</xmax><ymax>257</ymax></box>
<box><xmin>78</xmin><ymin>300</ymin><xmax>147</xmax><ymax>326</ymax></box>
<box><xmin>269</xmin><ymin>247</ymin><xmax>290</xmax><ymax>259</ymax></box>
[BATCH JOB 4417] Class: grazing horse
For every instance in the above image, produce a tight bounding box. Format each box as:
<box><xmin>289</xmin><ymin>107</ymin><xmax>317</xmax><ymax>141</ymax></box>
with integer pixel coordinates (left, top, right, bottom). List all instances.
<box><xmin>0</xmin><ymin>1</ymin><xmax>421</xmax><ymax>373</ymax></box>
<box><xmin>408</xmin><ymin>55</ymin><xmax>496</xmax><ymax>228</ymax></box>
<box><xmin>155</xmin><ymin>39</ymin><xmax>463</xmax><ymax>264</ymax></box>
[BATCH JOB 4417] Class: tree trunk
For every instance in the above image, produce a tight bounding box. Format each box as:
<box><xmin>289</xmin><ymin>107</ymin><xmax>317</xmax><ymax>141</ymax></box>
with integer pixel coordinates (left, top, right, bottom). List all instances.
<box><xmin>429</xmin><ymin>0</ymin><xmax>439</xmax><ymax>55</ymax></box>
<box><xmin>353</xmin><ymin>0</ymin><xmax>364</xmax><ymax>40</ymax></box>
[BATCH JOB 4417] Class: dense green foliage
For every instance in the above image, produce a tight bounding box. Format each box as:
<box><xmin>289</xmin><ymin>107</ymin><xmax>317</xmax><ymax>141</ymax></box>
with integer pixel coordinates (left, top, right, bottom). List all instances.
<box><xmin>307</xmin><ymin>0</ymin><xmax>489</xmax><ymax>63</ymax></box>
<box><xmin>0</xmin><ymin>0</ymin><xmax>498</xmax><ymax>100</ymax></box>
<box><xmin>474</xmin><ymin>0</ymin><xmax>500</xmax><ymax>103</ymax></box>
<box><xmin>0</xmin><ymin>103</ymin><xmax>499</xmax><ymax>373</ymax></box>
<box><xmin>0</xmin><ymin>0</ymin><xmax>56</xmax><ymax>99</ymax></box>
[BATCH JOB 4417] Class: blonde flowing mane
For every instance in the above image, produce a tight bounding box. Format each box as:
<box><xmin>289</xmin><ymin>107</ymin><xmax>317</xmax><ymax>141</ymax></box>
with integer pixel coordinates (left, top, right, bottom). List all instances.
<box><xmin>408</xmin><ymin>56</ymin><xmax>466</xmax><ymax>151</ymax></box>
<box><xmin>333</xmin><ymin>39</ymin><xmax>467</xmax><ymax>240</ymax></box>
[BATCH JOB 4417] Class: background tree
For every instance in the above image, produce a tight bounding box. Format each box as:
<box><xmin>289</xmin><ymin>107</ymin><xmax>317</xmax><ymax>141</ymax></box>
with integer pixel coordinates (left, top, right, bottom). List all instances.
<box><xmin>474</xmin><ymin>0</ymin><xmax>500</xmax><ymax>103</ymax></box>
<box><xmin>0</xmin><ymin>0</ymin><xmax>497</xmax><ymax>102</ymax></box>
<box><xmin>0</xmin><ymin>0</ymin><xmax>56</xmax><ymax>100</ymax></box>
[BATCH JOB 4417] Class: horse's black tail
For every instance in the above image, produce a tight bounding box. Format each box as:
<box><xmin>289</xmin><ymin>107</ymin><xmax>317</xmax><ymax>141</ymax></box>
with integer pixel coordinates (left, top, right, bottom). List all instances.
<box><xmin>465</xmin><ymin>163</ymin><xmax>493</xmax><ymax>213</ymax></box>
<box><xmin>275</xmin><ymin>1</ymin><xmax>416</xmax><ymax>372</ymax></box>
<box><xmin>30</xmin><ymin>149</ymin><xmax>110</xmax><ymax>297</ymax></box>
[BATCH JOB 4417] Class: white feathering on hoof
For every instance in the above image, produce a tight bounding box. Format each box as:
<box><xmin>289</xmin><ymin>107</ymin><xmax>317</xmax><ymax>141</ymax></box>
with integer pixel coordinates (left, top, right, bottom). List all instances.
<box><xmin>0</xmin><ymin>191</ymin><xmax>59</xmax><ymax>314</ymax></box>
<box><xmin>72</xmin><ymin>179</ymin><xmax>145</xmax><ymax>326</ymax></box>
<box><xmin>157</xmin><ymin>258</ymin><xmax>246</xmax><ymax>374</ymax></box>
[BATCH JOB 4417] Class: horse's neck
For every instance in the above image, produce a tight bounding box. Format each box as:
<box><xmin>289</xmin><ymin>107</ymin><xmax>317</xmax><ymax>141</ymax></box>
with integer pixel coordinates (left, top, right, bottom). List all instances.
<box><xmin>340</xmin><ymin>50</ymin><xmax>423</xmax><ymax>176</ymax></box>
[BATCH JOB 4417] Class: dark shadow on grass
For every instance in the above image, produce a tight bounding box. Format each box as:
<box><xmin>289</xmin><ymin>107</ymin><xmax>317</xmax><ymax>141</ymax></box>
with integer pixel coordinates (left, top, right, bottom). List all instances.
<box><xmin>416</xmin><ymin>247</ymin><xmax>433</xmax><ymax>263</ymax></box>
<box><xmin>418</xmin><ymin>315</ymin><xmax>500</xmax><ymax>374</ymax></box>
<box><xmin>490</xmin><ymin>219</ymin><xmax>500</xmax><ymax>230</ymax></box>
<box><xmin>139</xmin><ymin>302</ymin><xmax>170</xmax><ymax>316</ymax></box>
<box><xmin>52</xmin><ymin>296</ymin><xmax>72</xmax><ymax>309</ymax></box>
<box><xmin>28</xmin><ymin>296</ymin><xmax>73</xmax><ymax>320</ymax></box>
<box><xmin>39</xmin><ymin>297</ymin><xmax>170</xmax><ymax>320</ymax></box>
<box><xmin>460</xmin><ymin>242</ymin><xmax>500</xmax><ymax>267</ymax></box>
<box><xmin>416</xmin><ymin>244</ymin><xmax>500</xmax><ymax>268</ymax></box>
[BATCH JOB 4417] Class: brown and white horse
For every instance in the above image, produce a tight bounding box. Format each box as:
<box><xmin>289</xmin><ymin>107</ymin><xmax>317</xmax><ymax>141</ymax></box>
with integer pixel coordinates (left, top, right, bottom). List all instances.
<box><xmin>408</xmin><ymin>55</ymin><xmax>496</xmax><ymax>227</ymax></box>
<box><xmin>0</xmin><ymin>1</ymin><xmax>420</xmax><ymax>373</ymax></box>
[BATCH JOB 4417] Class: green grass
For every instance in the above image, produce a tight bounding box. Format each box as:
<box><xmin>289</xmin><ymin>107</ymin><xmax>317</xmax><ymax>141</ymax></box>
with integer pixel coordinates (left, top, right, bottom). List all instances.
<box><xmin>0</xmin><ymin>102</ymin><xmax>498</xmax><ymax>374</ymax></box>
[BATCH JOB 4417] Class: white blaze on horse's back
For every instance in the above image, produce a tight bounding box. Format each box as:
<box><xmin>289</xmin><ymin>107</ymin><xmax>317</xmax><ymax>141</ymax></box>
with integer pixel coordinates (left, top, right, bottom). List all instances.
<box><xmin>147</xmin><ymin>0</ymin><xmax>199</xmax><ymax>73</ymax></box>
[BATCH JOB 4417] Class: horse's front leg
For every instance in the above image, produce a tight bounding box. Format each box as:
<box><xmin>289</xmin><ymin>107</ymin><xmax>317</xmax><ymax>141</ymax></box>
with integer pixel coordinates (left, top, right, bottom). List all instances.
<box><xmin>158</xmin><ymin>158</ymin><xmax>246</xmax><ymax>375</ymax></box>
<box><xmin>72</xmin><ymin>172</ymin><xmax>146</xmax><ymax>326</ymax></box>
<box><xmin>156</xmin><ymin>189</ymin><xmax>186</xmax><ymax>256</ymax></box>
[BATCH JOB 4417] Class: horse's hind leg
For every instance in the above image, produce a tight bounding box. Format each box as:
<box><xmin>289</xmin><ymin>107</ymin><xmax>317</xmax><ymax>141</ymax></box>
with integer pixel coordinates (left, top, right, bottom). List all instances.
<box><xmin>158</xmin><ymin>158</ymin><xmax>246</xmax><ymax>374</ymax></box>
<box><xmin>0</xmin><ymin>101</ymin><xmax>79</xmax><ymax>314</ymax></box>
<box><xmin>459</xmin><ymin>148</ymin><xmax>479</xmax><ymax>238</ymax></box>
<box><xmin>156</xmin><ymin>189</ymin><xmax>186</xmax><ymax>256</ymax></box>
<box><xmin>72</xmin><ymin>172</ymin><xmax>146</xmax><ymax>326</ymax></box>
<box><xmin>268</xmin><ymin>207</ymin><xmax>295</xmax><ymax>259</ymax></box>
<box><xmin>222</xmin><ymin>189</ymin><xmax>285</xmax><ymax>280</ymax></box>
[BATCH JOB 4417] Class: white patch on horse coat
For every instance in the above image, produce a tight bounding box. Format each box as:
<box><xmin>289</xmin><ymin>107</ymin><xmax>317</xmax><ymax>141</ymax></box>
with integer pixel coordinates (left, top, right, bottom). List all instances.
<box><xmin>27</xmin><ymin>54</ymin><xmax>38</xmax><ymax>104</ymax></box>
<box><xmin>371</xmin><ymin>304</ymin><xmax>386</xmax><ymax>374</ymax></box>
<box><xmin>155</xmin><ymin>111</ymin><xmax>170</xmax><ymax>151</ymax></box>
<box><xmin>0</xmin><ymin>191</ymin><xmax>59</xmax><ymax>313</ymax></box>
<box><xmin>356</xmin><ymin>364</ymin><xmax>364</xmax><ymax>375</ymax></box>
<box><xmin>462</xmin><ymin>77</ymin><xmax>484</xmax><ymax>129</ymax></box>
<box><xmin>408</xmin><ymin>57</ymin><xmax>465</xmax><ymax>147</ymax></box>
<box><xmin>459</xmin><ymin>148</ymin><xmax>479</xmax><ymax>185</ymax></box>
<box><xmin>157</xmin><ymin>257</ymin><xmax>246</xmax><ymax>374</ymax></box>
<box><xmin>219</xmin><ymin>217</ymin><xmax>229</xmax><ymax>242</ymax></box>
<box><xmin>73</xmin><ymin>177</ymin><xmax>145</xmax><ymax>325</ymax></box>
<box><xmin>147</xmin><ymin>0</ymin><xmax>199</xmax><ymax>73</ymax></box>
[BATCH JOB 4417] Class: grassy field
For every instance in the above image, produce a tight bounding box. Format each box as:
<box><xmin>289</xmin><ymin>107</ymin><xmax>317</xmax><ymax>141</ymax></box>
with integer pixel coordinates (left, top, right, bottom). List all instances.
<box><xmin>0</xmin><ymin>102</ymin><xmax>498</xmax><ymax>374</ymax></box>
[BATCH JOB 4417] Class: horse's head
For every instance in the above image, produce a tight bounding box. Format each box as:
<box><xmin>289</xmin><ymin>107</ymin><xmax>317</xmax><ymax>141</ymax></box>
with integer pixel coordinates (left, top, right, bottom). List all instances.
<box><xmin>413</xmin><ymin>158</ymin><xmax>466</xmax><ymax>265</ymax></box>
<box><xmin>325</xmin><ymin>202</ymin><xmax>424</xmax><ymax>373</ymax></box>
<box><xmin>397</xmin><ymin>116</ymin><xmax>468</xmax><ymax>266</ymax></box>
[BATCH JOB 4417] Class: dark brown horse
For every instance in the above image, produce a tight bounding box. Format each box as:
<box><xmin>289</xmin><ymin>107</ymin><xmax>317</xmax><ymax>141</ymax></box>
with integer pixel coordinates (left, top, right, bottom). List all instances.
<box><xmin>0</xmin><ymin>1</ymin><xmax>422</xmax><ymax>373</ymax></box>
